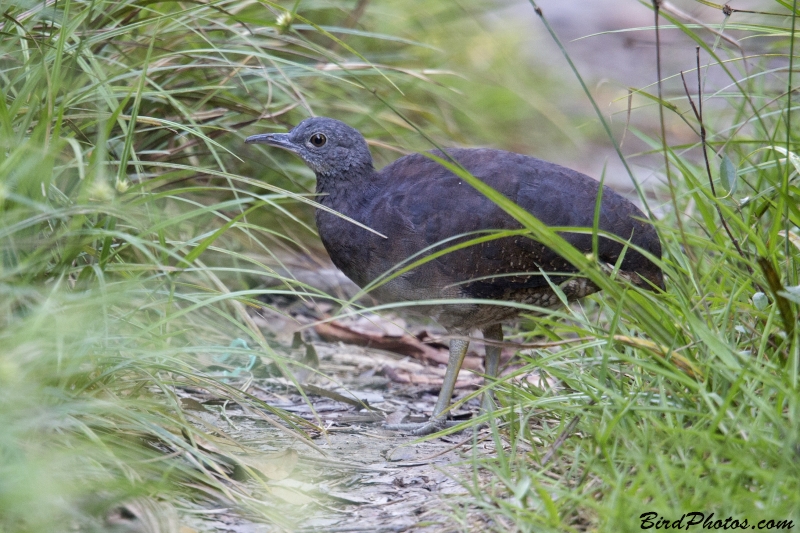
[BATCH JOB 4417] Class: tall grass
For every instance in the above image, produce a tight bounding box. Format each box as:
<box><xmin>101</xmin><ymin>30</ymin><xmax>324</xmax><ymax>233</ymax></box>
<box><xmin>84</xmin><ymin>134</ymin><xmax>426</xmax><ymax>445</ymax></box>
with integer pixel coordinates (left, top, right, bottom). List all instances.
<box><xmin>443</xmin><ymin>2</ymin><xmax>800</xmax><ymax>531</ymax></box>
<box><xmin>0</xmin><ymin>0</ymin><xmax>463</xmax><ymax>529</ymax></box>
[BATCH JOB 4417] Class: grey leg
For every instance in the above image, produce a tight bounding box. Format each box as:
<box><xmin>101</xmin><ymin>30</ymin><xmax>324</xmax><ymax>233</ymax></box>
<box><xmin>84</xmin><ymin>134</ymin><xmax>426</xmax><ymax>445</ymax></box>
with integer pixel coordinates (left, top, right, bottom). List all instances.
<box><xmin>427</xmin><ymin>338</ymin><xmax>470</xmax><ymax>424</ymax></box>
<box><xmin>384</xmin><ymin>336</ymin><xmax>470</xmax><ymax>435</ymax></box>
<box><xmin>481</xmin><ymin>323</ymin><xmax>503</xmax><ymax>415</ymax></box>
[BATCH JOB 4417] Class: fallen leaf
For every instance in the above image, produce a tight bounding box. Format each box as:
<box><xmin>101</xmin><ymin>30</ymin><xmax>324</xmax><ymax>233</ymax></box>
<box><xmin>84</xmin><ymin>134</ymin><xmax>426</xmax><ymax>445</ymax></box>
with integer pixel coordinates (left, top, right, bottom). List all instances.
<box><xmin>269</xmin><ymin>486</ymin><xmax>315</xmax><ymax>505</ymax></box>
<box><xmin>237</xmin><ymin>448</ymin><xmax>298</xmax><ymax>481</ymax></box>
<box><xmin>180</xmin><ymin>398</ymin><xmax>208</xmax><ymax>412</ymax></box>
<box><xmin>316</xmin><ymin>320</ymin><xmax>481</xmax><ymax>368</ymax></box>
<box><xmin>613</xmin><ymin>335</ymin><xmax>701</xmax><ymax>378</ymax></box>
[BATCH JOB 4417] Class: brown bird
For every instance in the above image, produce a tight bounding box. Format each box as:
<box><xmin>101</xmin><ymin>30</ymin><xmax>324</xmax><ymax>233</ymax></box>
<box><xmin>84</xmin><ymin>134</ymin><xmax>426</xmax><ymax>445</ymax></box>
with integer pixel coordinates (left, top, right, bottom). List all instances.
<box><xmin>246</xmin><ymin>117</ymin><xmax>663</xmax><ymax>435</ymax></box>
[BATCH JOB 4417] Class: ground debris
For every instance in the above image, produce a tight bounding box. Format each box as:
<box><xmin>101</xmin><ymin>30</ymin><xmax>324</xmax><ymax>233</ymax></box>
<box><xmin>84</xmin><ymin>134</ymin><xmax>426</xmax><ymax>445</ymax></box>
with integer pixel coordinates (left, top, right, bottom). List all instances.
<box><xmin>176</xmin><ymin>256</ymin><xmax>545</xmax><ymax>531</ymax></box>
<box><xmin>175</xmin><ymin>326</ymin><xmax>502</xmax><ymax>531</ymax></box>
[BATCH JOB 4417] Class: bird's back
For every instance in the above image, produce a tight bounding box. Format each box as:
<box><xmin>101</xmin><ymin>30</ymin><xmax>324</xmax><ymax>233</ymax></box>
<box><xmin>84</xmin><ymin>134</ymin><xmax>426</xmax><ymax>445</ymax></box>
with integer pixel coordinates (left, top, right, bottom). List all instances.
<box><xmin>315</xmin><ymin>148</ymin><xmax>662</xmax><ymax>328</ymax></box>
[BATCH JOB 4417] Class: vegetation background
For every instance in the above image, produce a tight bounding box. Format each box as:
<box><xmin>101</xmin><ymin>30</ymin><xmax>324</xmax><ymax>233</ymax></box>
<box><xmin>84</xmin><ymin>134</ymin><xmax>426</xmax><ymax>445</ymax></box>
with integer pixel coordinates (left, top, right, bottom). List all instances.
<box><xmin>0</xmin><ymin>0</ymin><xmax>798</xmax><ymax>531</ymax></box>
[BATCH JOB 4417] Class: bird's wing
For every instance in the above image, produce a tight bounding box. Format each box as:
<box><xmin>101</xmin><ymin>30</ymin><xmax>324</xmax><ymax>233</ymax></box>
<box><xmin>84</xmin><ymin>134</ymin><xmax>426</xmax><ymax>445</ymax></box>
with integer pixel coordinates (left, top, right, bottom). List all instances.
<box><xmin>368</xmin><ymin>149</ymin><xmax>659</xmax><ymax>297</ymax></box>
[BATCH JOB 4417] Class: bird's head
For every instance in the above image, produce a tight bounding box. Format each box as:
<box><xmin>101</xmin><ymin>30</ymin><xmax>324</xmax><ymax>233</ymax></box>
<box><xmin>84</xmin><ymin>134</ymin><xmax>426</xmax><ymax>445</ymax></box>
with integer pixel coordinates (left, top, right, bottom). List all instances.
<box><xmin>245</xmin><ymin>117</ymin><xmax>374</xmax><ymax>178</ymax></box>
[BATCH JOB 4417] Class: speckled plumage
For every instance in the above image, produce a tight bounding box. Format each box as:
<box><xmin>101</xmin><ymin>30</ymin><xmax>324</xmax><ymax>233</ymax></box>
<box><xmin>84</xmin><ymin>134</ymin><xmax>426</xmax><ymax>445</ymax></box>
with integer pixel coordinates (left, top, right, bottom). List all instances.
<box><xmin>314</xmin><ymin>147</ymin><xmax>662</xmax><ymax>331</ymax></box>
<box><xmin>246</xmin><ymin>117</ymin><xmax>663</xmax><ymax>434</ymax></box>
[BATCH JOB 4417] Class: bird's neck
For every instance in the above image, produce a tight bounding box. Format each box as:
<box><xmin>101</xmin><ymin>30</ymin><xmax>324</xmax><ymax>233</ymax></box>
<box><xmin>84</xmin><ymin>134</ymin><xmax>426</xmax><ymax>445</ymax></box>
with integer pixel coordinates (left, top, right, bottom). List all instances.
<box><xmin>312</xmin><ymin>163</ymin><xmax>382</xmax><ymax>290</ymax></box>
<box><xmin>315</xmin><ymin>163</ymin><xmax>378</xmax><ymax>210</ymax></box>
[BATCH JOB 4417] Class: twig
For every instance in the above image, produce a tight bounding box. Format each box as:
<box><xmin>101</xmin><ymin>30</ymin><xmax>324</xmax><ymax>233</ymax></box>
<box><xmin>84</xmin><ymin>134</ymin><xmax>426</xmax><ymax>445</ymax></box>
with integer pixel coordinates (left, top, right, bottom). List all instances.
<box><xmin>540</xmin><ymin>400</ymin><xmax>595</xmax><ymax>467</ymax></box>
<box><xmin>785</xmin><ymin>0</ymin><xmax>798</xmax><ymax>281</ymax></box>
<box><xmin>620</xmin><ymin>90</ymin><xmax>633</xmax><ymax>149</ymax></box>
<box><xmin>527</xmin><ymin>1</ymin><xmax>655</xmax><ymax>219</ymax></box>
<box><xmin>653</xmin><ymin>0</ymin><xmax>693</xmax><ymax>261</ymax></box>
<box><xmin>341</xmin><ymin>0</ymin><xmax>370</xmax><ymax>29</ymax></box>
<box><xmin>329</xmin><ymin>0</ymin><xmax>371</xmax><ymax>54</ymax></box>
<box><xmin>678</xmin><ymin>47</ymin><xmax>750</xmax><ymax>272</ymax></box>
<box><xmin>693</xmin><ymin>0</ymin><xmax>786</xmax><ymax>17</ymax></box>
<box><xmin>660</xmin><ymin>1</ymin><xmax>743</xmax><ymax>55</ymax></box>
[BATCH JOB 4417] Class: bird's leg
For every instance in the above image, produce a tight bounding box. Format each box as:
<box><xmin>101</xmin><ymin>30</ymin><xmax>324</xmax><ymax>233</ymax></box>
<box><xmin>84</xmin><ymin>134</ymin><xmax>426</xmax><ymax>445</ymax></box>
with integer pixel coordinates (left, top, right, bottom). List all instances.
<box><xmin>425</xmin><ymin>338</ymin><xmax>470</xmax><ymax>430</ymax></box>
<box><xmin>481</xmin><ymin>323</ymin><xmax>503</xmax><ymax>417</ymax></box>
<box><xmin>384</xmin><ymin>337</ymin><xmax>470</xmax><ymax>435</ymax></box>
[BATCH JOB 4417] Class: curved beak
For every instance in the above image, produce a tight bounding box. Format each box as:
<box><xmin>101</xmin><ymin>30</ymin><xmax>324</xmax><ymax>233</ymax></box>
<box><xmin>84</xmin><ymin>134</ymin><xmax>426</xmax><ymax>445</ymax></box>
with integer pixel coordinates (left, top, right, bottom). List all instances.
<box><xmin>245</xmin><ymin>132</ymin><xmax>298</xmax><ymax>153</ymax></box>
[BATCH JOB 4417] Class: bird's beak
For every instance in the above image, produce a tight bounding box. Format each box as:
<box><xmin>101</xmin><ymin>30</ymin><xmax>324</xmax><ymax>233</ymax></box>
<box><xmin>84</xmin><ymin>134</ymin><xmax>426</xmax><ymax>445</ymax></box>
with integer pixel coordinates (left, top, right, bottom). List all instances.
<box><xmin>245</xmin><ymin>132</ymin><xmax>298</xmax><ymax>153</ymax></box>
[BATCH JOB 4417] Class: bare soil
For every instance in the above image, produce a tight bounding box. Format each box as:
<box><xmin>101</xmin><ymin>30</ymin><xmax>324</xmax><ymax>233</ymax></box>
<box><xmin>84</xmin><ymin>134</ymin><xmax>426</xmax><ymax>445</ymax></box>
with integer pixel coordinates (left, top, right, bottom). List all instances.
<box><xmin>179</xmin><ymin>276</ymin><xmax>524</xmax><ymax>532</ymax></box>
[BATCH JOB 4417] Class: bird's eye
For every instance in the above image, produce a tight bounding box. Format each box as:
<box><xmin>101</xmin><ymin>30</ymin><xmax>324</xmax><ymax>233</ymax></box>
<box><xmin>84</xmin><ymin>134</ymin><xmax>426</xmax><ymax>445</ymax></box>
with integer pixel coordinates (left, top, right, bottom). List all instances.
<box><xmin>309</xmin><ymin>133</ymin><xmax>327</xmax><ymax>147</ymax></box>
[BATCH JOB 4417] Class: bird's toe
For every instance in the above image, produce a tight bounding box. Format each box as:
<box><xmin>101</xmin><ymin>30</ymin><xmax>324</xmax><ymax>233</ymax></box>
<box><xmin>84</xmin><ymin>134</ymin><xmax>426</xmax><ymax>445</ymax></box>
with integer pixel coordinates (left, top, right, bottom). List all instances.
<box><xmin>383</xmin><ymin>417</ymin><xmax>456</xmax><ymax>435</ymax></box>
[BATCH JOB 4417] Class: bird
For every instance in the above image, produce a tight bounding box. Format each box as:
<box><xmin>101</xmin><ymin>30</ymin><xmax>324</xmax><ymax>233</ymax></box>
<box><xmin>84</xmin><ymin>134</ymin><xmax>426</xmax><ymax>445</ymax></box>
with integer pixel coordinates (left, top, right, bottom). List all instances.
<box><xmin>246</xmin><ymin>117</ymin><xmax>663</xmax><ymax>436</ymax></box>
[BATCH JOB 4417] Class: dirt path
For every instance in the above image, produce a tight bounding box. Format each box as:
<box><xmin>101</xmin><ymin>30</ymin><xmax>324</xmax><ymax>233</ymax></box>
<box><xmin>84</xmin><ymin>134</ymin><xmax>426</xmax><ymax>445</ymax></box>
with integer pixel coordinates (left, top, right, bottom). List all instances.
<box><xmin>177</xmin><ymin>260</ymin><xmax>520</xmax><ymax>532</ymax></box>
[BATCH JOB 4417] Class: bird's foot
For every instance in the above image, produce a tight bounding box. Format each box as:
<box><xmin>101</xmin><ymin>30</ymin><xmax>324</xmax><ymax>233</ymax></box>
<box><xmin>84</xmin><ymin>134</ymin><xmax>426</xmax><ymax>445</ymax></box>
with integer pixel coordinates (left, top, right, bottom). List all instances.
<box><xmin>480</xmin><ymin>395</ymin><xmax>496</xmax><ymax>417</ymax></box>
<box><xmin>383</xmin><ymin>417</ymin><xmax>460</xmax><ymax>436</ymax></box>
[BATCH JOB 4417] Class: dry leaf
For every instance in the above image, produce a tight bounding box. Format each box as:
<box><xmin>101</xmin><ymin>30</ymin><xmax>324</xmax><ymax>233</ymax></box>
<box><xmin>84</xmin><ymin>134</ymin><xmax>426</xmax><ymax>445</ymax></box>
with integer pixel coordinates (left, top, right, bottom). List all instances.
<box><xmin>269</xmin><ymin>486</ymin><xmax>315</xmax><ymax>505</ymax></box>
<box><xmin>315</xmin><ymin>320</ymin><xmax>482</xmax><ymax>370</ymax></box>
<box><xmin>613</xmin><ymin>335</ymin><xmax>701</xmax><ymax>378</ymax></box>
<box><xmin>237</xmin><ymin>448</ymin><xmax>298</xmax><ymax>481</ymax></box>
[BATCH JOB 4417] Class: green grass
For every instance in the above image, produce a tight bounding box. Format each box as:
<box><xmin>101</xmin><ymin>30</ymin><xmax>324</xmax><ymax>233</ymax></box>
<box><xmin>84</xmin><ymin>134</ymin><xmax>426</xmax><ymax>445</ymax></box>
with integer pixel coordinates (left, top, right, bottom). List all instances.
<box><xmin>441</xmin><ymin>2</ymin><xmax>800</xmax><ymax>531</ymax></box>
<box><xmin>1</xmin><ymin>0</ymin><xmax>799</xmax><ymax>531</ymax></box>
<box><xmin>0</xmin><ymin>0</ymin><xmax>447</xmax><ymax>528</ymax></box>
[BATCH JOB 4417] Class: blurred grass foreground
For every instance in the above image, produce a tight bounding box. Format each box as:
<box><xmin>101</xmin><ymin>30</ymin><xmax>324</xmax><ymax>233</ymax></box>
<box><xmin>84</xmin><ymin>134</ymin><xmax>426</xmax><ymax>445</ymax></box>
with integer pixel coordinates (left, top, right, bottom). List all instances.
<box><xmin>1</xmin><ymin>0</ymin><xmax>800</xmax><ymax>531</ymax></box>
